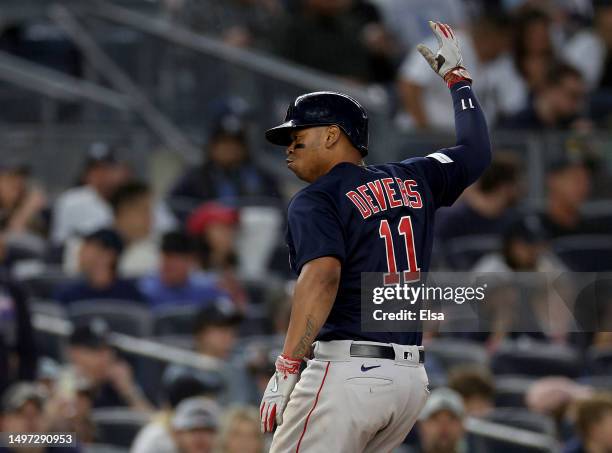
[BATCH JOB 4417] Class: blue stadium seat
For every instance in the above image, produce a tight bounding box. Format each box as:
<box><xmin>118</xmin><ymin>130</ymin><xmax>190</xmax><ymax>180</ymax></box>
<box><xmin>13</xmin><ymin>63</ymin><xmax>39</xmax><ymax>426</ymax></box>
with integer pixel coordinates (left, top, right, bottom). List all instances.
<box><xmin>553</xmin><ymin>235</ymin><xmax>612</xmax><ymax>272</ymax></box>
<box><xmin>494</xmin><ymin>375</ymin><xmax>538</xmax><ymax>408</ymax></box>
<box><xmin>586</xmin><ymin>347</ymin><xmax>612</xmax><ymax>376</ymax></box>
<box><xmin>152</xmin><ymin>305</ymin><xmax>201</xmax><ymax>336</ymax></box>
<box><xmin>491</xmin><ymin>340</ymin><xmax>582</xmax><ymax>378</ymax></box>
<box><xmin>425</xmin><ymin>338</ymin><xmax>489</xmax><ymax>371</ymax></box>
<box><xmin>68</xmin><ymin>300</ymin><xmax>153</xmax><ymax>337</ymax></box>
<box><xmin>444</xmin><ymin>235</ymin><xmax>501</xmax><ymax>270</ymax></box>
<box><xmin>484</xmin><ymin>407</ymin><xmax>556</xmax><ymax>436</ymax></box>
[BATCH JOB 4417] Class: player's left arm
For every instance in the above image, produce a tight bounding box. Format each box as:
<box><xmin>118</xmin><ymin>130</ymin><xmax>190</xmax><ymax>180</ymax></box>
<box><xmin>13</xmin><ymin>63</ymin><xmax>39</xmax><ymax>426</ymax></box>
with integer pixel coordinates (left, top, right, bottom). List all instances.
<box><xmin>414</xmin><ymin>21</ymin><xmax>492</xmax><ymax>205</ymax></box>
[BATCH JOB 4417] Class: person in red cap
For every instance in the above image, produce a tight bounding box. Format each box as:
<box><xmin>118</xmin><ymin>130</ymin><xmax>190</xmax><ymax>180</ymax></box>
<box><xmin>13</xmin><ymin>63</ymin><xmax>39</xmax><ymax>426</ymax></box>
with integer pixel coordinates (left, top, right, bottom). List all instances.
<box><xmin>187</xmin><ymin>202</ymin><xmax>247</xmax><ymax>311</ymax></box>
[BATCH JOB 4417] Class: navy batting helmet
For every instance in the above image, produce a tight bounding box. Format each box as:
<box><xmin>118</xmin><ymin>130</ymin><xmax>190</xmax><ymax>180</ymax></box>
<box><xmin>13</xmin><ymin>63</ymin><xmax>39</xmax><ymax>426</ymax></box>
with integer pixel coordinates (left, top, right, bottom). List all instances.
<box><xmin>265</xmin><ymin>91</ymin><xmax>369</xmax><ymax>156</ymax></box>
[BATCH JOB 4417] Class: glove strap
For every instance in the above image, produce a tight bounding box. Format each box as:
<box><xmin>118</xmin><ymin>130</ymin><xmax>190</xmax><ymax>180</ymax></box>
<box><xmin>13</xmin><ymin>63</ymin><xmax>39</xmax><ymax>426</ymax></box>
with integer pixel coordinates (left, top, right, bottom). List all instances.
<box><xmin>444</xmin><ymin>67</ymin><xmax>472</xmax><ymax>88</ymax></box>
<box><xmin>275</xmin><ymin>354</ymin><xmax>301</xmax><ymax>379</ymax></box>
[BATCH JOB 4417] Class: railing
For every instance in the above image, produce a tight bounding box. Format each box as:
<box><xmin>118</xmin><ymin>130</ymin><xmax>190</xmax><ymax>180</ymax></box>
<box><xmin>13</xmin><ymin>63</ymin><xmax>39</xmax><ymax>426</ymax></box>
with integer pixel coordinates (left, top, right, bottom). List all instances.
<box><xmin>466</xmin><ymin>417</ymin><xmax>559</xmax><ymax>452</ymax></box>
<box><xmin>32</xmin><ymin>312</ymin><xmax>222</xmax><ymax>371</ymax></box>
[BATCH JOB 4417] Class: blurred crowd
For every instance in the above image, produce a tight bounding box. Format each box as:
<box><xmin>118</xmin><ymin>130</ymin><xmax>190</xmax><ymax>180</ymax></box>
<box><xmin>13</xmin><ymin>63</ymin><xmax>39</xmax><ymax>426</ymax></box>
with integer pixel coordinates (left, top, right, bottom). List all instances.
<box><xmin>159</xmin><ymin>0</ymin><xmax>612</xmax><ymax>131</ymax></box>
<box><xmin>0</xmin><ymin>0</ymin><xmax>611</xmax><ymax>452</ymax></box>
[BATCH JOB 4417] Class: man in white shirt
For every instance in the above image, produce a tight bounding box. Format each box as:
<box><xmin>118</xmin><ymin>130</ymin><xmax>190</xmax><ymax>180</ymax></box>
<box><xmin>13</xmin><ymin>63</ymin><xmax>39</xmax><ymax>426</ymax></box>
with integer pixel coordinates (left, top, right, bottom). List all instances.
<box><xmin>398</xmin><ymin>11</ymin><xmax>527</xmax><ymax>130</ymax></box>
<box><xmin>563</xmin><ymin>0</ymin><xmax>612</xmax><ymax>91</ymax></box>
<box><xmin>51</xmin><ymin>143</ymin><xmax>124</xmax><ymax>244</ymax></box>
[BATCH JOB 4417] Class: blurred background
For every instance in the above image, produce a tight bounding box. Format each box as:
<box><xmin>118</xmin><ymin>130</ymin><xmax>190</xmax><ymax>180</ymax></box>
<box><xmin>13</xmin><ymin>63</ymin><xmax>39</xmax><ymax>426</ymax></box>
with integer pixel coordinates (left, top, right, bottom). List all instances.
<box><xmin>0</xmin><ymin>0</ymin><xmax>611</xmax><ymax>452</ymax></box>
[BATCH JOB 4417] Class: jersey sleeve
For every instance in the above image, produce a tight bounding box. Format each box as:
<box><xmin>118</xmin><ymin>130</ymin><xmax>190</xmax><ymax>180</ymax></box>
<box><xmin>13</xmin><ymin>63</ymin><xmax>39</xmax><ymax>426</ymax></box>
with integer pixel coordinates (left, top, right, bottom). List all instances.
<box><xmin>402</xmin><ymin>81</ymin><xmax>492</xmax><ymax>208</ymax></box>
<box><xmin>287</xmin><ymin>190</ymin><xmax>346</xmax><ymax>274</ymax></box>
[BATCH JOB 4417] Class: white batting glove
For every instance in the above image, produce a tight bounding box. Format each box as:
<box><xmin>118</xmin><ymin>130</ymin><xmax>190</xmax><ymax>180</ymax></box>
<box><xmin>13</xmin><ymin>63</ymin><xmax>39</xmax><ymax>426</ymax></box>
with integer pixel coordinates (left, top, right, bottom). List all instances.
<box><xmin>417</xmin><ymin>21</ymin><xmax>472</xmax><ymax>88</ymax></box>
<box><xmin>260</xmin><ymin>354</ymin><xmax>301</xmax><ymax>433</ymax></box>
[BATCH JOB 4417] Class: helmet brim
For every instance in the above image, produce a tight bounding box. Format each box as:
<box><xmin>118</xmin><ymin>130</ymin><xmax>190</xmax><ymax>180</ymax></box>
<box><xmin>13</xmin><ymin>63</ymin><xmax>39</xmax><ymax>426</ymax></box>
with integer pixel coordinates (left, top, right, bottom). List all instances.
<box><xmin>264</xmin><ymin>121</ymin><xmax>295</xmax><ymax>147</ymax></box>
<box><xmin>265</xmin><ymin>121</ymin><xmax>336</xmax><ymax>147</ymax></box>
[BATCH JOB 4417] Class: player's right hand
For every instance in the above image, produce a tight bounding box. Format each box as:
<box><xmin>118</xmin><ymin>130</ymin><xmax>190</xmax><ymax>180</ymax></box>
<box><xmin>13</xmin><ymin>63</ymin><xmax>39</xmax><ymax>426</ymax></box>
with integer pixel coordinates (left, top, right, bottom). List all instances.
<box><xmin>260</xmin><ymin>354</ymin><xmax>301</xmax><ymax>433</ymax></box>
<box><xmin>417</xmin><ymin>21</ymin><xmax>472</xmax><ymax>87</ymax></box>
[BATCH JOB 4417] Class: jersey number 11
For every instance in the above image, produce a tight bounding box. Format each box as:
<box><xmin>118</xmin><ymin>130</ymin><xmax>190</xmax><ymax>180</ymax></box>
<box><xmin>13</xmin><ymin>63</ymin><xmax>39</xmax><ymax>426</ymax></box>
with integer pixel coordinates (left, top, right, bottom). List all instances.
<box><xmin>379</xmin><ymin>216</ymin><xmax>421</xmax><ymax>285</ymax></box>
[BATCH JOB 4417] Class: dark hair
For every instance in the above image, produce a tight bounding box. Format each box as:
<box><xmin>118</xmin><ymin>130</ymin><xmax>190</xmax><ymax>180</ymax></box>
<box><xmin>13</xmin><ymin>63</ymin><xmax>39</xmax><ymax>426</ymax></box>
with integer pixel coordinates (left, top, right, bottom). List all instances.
<box><xmin>109</xmin><ymin>181</ymin><xmax>150</xmax><ymax>214</ymax></box>
<box><xmin>512</xmin><ymin>7</ymin><xmax>554</xmax><ymax>77</ymax></box>
<box><xmin>477</xmin><ymin>151</ymin><xmax>521</xmax><ymax>193</ymax></box>
<box><xmin>161</xmin><ymin>231</ymin><xmax>196</xmax><ymax>255</ymax></box>
<box><xmin>545</xmin><ymin>61</ymin><xmax>583</xmax><ymax>86</ymax></box>
<box><xmin>473</xmin><ymin>9</ymin><xmax>512</xmax><ymax>31</ymax></box>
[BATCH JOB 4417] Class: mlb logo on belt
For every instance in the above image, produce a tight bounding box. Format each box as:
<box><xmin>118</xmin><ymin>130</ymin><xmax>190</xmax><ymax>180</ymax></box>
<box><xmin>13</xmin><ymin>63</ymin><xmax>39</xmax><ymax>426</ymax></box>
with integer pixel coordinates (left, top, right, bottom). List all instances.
<box><xmin>403</xmin><ymin>351</ymin><xmax>413</xmax><ymax>360</ymax></box>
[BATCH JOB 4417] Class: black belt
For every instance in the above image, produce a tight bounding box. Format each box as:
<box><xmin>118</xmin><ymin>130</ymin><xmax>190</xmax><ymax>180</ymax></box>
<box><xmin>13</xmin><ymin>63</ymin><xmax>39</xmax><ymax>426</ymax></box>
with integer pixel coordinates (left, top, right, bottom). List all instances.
<box><xmin>350</xmin><ymin>344</ymin><xmax>425</xmax><ymax>363</ymax></box>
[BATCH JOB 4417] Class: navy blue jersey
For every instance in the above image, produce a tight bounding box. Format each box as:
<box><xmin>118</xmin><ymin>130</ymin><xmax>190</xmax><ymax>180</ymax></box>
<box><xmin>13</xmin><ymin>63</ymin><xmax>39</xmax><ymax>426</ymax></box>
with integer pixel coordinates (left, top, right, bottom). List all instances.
<box><xmin>286</xmin><ymin>82</ymin><xmax>491</xmax><ymax>345</ymax></box>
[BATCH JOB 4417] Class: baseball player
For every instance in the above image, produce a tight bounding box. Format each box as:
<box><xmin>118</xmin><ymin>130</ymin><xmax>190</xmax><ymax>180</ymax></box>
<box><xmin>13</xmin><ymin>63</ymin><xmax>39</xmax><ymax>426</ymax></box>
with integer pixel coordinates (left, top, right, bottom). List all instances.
<box><xmin>260</xmin><ymin>21</ymin><xmax>491</xmax><ymax>452</ymax></box>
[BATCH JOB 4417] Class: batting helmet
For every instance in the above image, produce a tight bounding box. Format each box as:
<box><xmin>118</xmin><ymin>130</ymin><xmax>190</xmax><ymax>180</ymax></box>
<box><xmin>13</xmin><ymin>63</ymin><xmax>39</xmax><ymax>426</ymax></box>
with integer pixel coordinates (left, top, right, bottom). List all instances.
<box><xmin>265</xmin><ymin>91</ymin><xmax>369</xmax><ymax>156</ymax></box>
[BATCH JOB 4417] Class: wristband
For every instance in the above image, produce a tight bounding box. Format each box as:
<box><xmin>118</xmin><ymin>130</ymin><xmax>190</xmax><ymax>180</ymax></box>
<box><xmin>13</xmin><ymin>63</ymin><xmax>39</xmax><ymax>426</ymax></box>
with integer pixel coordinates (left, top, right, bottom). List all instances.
<box><xmin>275</xmin><ymin>354</ymin><xmax>301</xmax><ymax>378</ymax></box>
<box><xmin>444</xmin><ymin>67</ymin><xmax>472</xmax><ymax>88</ymax></box>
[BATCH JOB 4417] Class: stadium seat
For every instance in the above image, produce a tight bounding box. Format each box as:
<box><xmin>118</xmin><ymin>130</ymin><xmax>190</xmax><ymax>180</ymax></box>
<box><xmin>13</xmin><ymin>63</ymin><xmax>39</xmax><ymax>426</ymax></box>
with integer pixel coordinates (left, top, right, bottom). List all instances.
<box><xmin>586</xmin><ymin>347</ymin><xmax>612</xmax><ymax>376</ymax></box>
<box><xmin>484</xmin><ymin>408</ymin><xmax>556</xmax><ymax>437</ymax></box>
<box><xmin>68</xmin><ymin>300</ymin><xmax>153</xmax><ymax>337</ymax></box>
<box><xmin>424</xmin><ymin>338</ymin><xmax>489</xmax><ymax>371</ymax></box>
<box><xmin>29</xmin><ymin>299</ymin><xmax>67</xmax><ymax>318</ymax></box>
<box><xmin>491</xmin><ymin>340</ymin><xmax>582</xmax><ymax>378</ymax></box>
<box><xmin>152</xmin><ymin>305</ymin><xmax>201</xmax><ymax>336</ymax></box>
<box><xmin>553</xmin><ymin>235</ymin><xmax>612</xmax><ymax>272</ymax></box>
<box><xmin>91</xmin><ymin>409</ymin><xmax>151</xmax><ymax>448</ymax></box>
<box><xmin>494</xmin><ymin>375</ymin><xmax>538</xmax><ymax>408</ymax></box>
<box><xmin>444</xmin><ymin>235</ymin><xmax>501</xmax><ymax>270</ymax></box>
<box><xmin>166</xmin><ymin>196</ymin><xmax>202</xmax><ymax>222</ymax></box>
<box><xmin>577</xmin><ymin>375</ymin><xmax>612</xmax><ymax>392</ymax></box>
<box><xmin>18</xmin><ymin>268</ymin><xmax>77</xmax><ymax>299</ymax></box>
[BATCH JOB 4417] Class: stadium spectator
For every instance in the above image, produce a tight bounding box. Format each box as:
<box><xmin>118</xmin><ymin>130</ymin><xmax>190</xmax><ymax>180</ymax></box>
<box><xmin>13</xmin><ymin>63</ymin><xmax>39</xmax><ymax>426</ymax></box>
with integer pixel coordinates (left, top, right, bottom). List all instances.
<box><xmin>563</xmin><ymin>393</ymin><xmax>612</xmax><ymax>453</ymax></box>
<box><xmin>448</xmin><ymin>367</ymin><xmax>495</xmax><ymax>417</ymax></box>
<box><xmin>408</xmin><ymin>388</ymin><xmax>469</xmax><ymax>453</ymax></box>
<box><xmin>398</xmin><ymin>10</ymin><xmax>527</xmax><ymax>130</ymax></box>
<box><xmin>169</xmin><ymin>116</ymin><xmax>280</xmax><ymax>211</ymax></box>
<box><xmin>214</xmin><ymin>405</ymin><xmax>264</xmax><ymax>453</ymax></box>
<box><xmin>55</xmin><ymin>228</ymin><xmax>144</xmax><ymax>305</ymax></box>
<box><xmin>51</xmin><ymin>143</ymin><xmax>127</xmax><ymax>244</ymax></box>
<box><xmin>0</xmin><ymin>382</ymin><xmax>84</xmax><ymax>453</ymax></box>
<box><xmin>0</xmin><ymin>277</ymin><xmax>37</xmax><ymax>395</ymax></box>
<box><xmin>512</xmin><ymin>7</ymin><xmax>556</xmax><ymax>94</ymax></box>
<box><xmin>0</xmin><ymin>161</ymin><xmax>47</xmax><ymax>238</ymax></box>
<box><xmin>501</xmin><ymin>62</ymin><xmax>590</xmax><ymax>130</ymax></box>
<box><xmin>138</xmin><ymin>231</ymin><xmax>227</xmax><ymax>310</ymax></box>
<box><xmin>110</xmin><ymin>181</ymin><xmax>159</xmax><ymax>277</ymax></box>
<box><xmin>66</xmin><ymin>322</ymin><xmax>153</xmax><ymax>411</ymax></box>
<box><xmin>472</xmin><ymin>215</ymin><xmax>575</xmax><ymax>343</ymax></box>
<box><xmin>538</xmin><ymin>155</ymin><xmax>593</xmax><ymax>238</ymax></box>
<box><xmin>563</xmin><ymin>0</ymin><xmax>612</xmax><ymax>92</ymax></box>
<box><xmin>472</xmin><ymin>214</ymin><xmax>566</xmax><ymax>273</ymax></box>
<box><xmin>435</xmin><ymin>152</ymin><xmax>522</xmax><ymax>268</ymax></box>
<box><xmin>132</xmin><ymin>371</ymin><xmax>222</xmax><ymax>453</ymax></box>
<box><xmin>271</xmin><ymin>0</ymin><xmax>397</xmax><ymax>83</ymax></box>
<box><xmin>0</xmin><ymin>382</ymin><xmax>81</xmax><ymax>453</ymax></box>
<box><xmin>527</xmin><ymin>377</ymin><xmax>593</xmax><ymax>439</ymax></box>
<box><xmin>192</xmin><ymin>304</ymin><xmax>241</xmax><ymax>361</ymax></box>
<box><xmin>162</xmin><ymin>304</ymin><xmax>247</xmax><ymax>406</ymax></box>
<box><xmin>172</xmin><ymin>397</ymin><xmax>220</xmax><ymax>453</ymax></box>
<box><xmin>187</xmin><ymin>202</ymin><xmax>247</xmax><ymax>311</ymax></box>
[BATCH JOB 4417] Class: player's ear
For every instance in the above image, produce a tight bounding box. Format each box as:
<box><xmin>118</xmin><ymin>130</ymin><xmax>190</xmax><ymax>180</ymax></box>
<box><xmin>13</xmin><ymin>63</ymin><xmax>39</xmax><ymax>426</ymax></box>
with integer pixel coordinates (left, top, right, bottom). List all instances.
<box><xmin>325</xmin><ymin>125</ymin><xmax>341</xmax><ymax>148</ymax></box>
